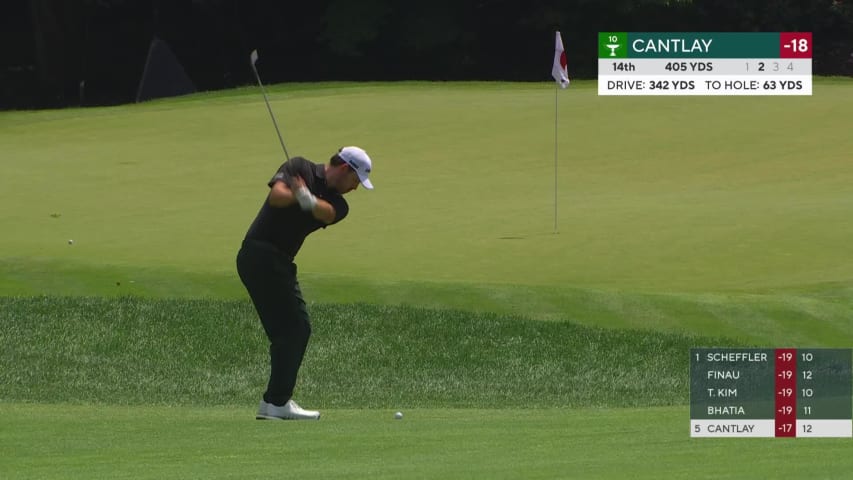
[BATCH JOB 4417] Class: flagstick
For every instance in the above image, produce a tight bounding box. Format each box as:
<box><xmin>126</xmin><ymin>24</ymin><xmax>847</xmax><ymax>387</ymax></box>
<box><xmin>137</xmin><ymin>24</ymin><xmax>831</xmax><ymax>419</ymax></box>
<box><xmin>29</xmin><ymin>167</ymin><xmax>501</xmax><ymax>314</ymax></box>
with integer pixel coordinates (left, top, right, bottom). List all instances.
<box><xmin>551</xmin><ymin>29</ymin><xmax>567</xmax><ymax>234</ymax></box>
<box><xmin>554</xmin><ymin>83</ymin><xmax>558</xmax><ymax>234</ymax></box>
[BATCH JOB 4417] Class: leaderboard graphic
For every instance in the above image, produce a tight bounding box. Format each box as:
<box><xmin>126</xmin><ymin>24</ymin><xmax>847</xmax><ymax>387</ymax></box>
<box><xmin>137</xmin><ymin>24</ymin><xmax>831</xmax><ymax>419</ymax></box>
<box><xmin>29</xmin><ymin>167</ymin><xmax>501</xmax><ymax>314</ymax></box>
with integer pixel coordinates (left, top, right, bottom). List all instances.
<box><xmin>690</xmin><ymin>348</ymin><xmax>853</xmax><ymax>438</ymax></box>
<box><xmin>598</xmin><ymin>32</ymin><xmax>813</xmax><ymax>95</ymax></box>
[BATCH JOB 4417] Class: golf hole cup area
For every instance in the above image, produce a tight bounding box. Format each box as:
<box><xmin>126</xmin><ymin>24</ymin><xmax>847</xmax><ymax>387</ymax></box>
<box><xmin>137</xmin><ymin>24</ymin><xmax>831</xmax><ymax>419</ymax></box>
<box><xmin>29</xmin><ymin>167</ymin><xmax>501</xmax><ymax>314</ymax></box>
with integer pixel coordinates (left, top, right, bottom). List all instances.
<box><xmin>598</xmin><ymin>32</ymin><xmax>813</xmax><ymax>96</ymax></box>
<box><xmin>690</xmin><ymin>348</ymin><xmax>853</xmax><ymax>438</ymax></box>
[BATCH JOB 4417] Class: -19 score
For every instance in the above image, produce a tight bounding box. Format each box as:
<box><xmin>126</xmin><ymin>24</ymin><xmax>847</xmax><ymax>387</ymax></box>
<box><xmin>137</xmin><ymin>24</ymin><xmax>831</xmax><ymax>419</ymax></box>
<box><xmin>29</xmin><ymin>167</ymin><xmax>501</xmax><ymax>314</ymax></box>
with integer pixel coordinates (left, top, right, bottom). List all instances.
<box><xmin>778</xmin><ymin>351</ymin><xmax>815</xmax><ymax>361</ymax></box>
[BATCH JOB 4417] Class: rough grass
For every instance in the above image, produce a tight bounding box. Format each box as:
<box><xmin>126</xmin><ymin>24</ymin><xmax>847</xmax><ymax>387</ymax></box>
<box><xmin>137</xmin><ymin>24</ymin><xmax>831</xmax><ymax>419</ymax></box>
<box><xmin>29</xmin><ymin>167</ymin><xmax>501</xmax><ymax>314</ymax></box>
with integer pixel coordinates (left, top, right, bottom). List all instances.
<box><xmin>0</xmin><ymin>296</ymin><xmax>732</xmax><ymax>409</ymax></box>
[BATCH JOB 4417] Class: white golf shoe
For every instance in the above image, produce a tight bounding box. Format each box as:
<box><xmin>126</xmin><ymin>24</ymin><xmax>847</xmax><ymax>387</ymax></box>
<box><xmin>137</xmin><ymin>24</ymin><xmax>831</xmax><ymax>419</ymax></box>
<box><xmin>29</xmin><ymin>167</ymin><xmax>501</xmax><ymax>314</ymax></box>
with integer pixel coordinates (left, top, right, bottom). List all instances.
<box><xmin>256</xmin><ymin>399</ymin><xmax>321</xmax><ymax>420</ymax></box>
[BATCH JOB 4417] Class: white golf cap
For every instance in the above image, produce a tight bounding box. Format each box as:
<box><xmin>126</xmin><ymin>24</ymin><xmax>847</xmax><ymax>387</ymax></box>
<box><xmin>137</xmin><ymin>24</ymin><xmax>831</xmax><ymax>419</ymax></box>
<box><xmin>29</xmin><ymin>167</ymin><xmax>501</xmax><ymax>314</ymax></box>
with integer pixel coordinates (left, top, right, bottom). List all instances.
<box><xmin>337</xmin><ymin>146</ymin><xmax>374</xmax><ymax>190</ymax></box>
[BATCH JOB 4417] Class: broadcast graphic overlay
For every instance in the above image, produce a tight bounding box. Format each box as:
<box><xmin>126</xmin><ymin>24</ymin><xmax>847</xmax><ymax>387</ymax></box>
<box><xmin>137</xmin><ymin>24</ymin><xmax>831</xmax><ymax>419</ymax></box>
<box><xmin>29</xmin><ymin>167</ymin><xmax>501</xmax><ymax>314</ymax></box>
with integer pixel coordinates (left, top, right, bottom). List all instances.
<box><xmin>690</xmin><ymin>349</ymin><xmax>852</xmax><ymax>438</ymax></box>
<box><xmin>598</xmin><ymin>32</ymin><xmax>812</xmax><ymax>95</ymax></box>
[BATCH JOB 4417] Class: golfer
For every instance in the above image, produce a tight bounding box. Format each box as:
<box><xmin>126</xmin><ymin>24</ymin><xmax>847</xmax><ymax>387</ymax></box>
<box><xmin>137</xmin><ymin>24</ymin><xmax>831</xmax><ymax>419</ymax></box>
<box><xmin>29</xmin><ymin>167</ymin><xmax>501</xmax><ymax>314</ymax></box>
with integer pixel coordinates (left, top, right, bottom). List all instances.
<box><xmin>237</xmin><ymin>146</ymin><xmax>374</xmax><ymax>420</ymax></box>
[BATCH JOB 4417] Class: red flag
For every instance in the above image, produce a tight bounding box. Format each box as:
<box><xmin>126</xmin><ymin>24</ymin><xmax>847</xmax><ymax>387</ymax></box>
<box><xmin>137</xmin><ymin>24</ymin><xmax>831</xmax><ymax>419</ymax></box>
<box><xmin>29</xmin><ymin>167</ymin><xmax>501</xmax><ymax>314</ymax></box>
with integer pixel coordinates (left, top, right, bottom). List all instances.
<box><xmin>552</xmin><ymin>31</ymin><xmax>570</xmax><ymax>88</ymax></box>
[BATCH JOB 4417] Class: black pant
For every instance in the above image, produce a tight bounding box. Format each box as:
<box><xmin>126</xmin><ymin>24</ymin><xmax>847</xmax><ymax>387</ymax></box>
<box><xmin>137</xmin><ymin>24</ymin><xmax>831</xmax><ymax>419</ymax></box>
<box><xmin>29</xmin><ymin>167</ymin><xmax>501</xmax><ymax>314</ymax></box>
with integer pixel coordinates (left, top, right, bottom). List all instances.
<box><xmin>236</xmin><ymin>240</ymin><xmax>311</xmax><ymax>406</ymax></box>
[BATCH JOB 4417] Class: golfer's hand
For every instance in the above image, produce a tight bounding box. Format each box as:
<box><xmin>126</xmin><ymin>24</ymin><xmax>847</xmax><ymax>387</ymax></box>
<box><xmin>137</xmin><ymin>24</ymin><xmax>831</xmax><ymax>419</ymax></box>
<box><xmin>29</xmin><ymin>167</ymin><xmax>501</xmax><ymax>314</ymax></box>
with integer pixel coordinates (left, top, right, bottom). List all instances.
<box><xmin>292</xmin><ymin>176</ymin><xmax>317</xmax><ymax>211</ymax></box>
<box><xmin>291</xmin><ymin>176</ymin><xmax>306</xmax><ymax>191</ymax></box>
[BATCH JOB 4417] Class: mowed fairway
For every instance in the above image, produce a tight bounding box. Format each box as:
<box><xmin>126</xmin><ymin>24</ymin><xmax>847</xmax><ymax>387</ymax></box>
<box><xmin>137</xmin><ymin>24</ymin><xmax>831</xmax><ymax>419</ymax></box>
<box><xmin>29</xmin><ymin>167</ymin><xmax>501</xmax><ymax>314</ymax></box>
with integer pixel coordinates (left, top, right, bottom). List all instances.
<box><xmin>2</xmin><ymin>79</ymin><xmax>853</xmax><ymax>478</ymax></box>
<box><xmin>3</xmin><ymin>404</ymin><xmax>852</xmax><ymax>480</ymax></box>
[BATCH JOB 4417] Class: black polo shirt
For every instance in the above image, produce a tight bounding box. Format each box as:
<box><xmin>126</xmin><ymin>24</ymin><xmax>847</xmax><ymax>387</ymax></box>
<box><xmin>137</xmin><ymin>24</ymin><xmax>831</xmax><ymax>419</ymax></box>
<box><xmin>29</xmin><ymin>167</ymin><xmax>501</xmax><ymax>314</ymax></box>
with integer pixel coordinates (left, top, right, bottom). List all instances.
<box><xmin>244</xmin><ymin>157</ymin><xmax>349</xmax><ymax>259</ymax></box>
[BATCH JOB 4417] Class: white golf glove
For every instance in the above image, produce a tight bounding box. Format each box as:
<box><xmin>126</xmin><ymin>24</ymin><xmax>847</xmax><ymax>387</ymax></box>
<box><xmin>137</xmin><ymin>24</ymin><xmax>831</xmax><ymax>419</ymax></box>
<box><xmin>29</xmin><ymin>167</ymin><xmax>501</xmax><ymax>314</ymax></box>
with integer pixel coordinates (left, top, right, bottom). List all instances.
<box><xmin>294</xmin><ymin>186</ymin><xmax>317</xmax><ymax>212</ymax></box>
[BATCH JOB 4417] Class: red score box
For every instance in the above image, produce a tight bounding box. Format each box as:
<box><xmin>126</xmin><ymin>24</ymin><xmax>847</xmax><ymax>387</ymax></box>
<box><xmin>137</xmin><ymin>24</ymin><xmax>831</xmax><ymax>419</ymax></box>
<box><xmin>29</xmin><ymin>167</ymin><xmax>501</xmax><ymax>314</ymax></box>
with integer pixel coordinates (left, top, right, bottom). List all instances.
<box><xmin>780</xmin><ymin>32</ymin><xmax>812</xmax><ymax>59</ymax></box>
<box><xmin>775</xmin><ymin>348</ymin><xmax>798</xmax><ymax>437</ymax></box>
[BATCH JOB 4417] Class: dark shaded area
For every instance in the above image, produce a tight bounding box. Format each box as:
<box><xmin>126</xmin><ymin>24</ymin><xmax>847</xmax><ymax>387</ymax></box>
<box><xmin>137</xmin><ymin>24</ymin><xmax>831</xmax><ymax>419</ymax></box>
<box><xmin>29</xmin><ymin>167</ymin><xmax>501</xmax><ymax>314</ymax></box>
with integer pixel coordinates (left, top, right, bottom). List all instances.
<box><xmin>136</xmin><ymin>36</ymin><xmax>196</xmax><ymax>102</ymax></box>
<box><xmin>2</xmin><ymin>0</ymin><xmax>852</xmax><ymax>109</ymax></box>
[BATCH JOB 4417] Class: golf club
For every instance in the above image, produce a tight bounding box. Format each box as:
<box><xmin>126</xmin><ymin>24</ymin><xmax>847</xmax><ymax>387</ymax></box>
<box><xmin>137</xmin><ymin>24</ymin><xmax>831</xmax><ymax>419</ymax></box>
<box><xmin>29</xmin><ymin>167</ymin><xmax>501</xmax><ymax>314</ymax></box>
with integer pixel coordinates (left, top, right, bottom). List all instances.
<box><xmin>250</xmin><ymin>49</ymin><xmax>290</xmax><ymax>161</ymax></box>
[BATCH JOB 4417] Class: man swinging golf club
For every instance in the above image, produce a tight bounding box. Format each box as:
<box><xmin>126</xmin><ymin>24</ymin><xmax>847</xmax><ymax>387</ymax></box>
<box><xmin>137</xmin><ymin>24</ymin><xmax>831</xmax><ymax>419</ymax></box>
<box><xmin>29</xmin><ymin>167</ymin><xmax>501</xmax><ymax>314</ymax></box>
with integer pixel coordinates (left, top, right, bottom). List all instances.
<box><xmin>237</xmin><ymin>146</ymin><xmax>374</xmax><ymax>420</ymax></box>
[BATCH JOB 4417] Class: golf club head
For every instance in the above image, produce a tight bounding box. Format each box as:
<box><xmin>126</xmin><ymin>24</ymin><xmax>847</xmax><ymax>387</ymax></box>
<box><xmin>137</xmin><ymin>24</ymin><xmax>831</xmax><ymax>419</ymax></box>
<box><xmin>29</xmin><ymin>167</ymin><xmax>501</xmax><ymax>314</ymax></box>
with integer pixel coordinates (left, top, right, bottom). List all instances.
<box><xmin>250</xmin><ymin>49</ymin><xmax>259</xmax><ymax>67</ymax></box>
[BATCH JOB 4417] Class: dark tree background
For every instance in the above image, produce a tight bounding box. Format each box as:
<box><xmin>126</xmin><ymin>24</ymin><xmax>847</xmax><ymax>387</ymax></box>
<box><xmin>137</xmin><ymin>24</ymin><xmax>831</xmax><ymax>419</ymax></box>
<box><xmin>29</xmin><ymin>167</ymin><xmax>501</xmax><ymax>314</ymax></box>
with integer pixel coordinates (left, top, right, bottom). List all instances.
<box><xmin>2</xmin><ymin>0</ymin><xmax>852</xmax><ymax>109</ymax></box>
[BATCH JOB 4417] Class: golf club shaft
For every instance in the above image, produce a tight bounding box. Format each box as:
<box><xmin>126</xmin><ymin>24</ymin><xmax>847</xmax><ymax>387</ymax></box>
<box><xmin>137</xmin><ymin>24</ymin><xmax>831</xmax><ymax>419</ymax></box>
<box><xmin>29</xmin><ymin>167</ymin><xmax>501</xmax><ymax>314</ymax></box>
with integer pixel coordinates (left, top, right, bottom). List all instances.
<box><xmin>250</xmin><ymin>50</ymin><xmax>290</xmax><ymax>161</ymax></box>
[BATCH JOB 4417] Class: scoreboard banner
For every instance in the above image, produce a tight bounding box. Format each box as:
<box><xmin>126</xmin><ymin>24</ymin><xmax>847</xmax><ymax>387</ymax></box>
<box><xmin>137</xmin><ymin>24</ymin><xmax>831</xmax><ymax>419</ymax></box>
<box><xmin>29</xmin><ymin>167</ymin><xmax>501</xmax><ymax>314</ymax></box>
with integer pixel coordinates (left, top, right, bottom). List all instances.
<box><xmin>598</xmin><ymin>32</ymin><xmax>813</xmax><ymax>96</ymax></box>
<box><xmin>690</xmin><ymin>348</ymin><xmax>852</xmax><ymax>438</ymax></box>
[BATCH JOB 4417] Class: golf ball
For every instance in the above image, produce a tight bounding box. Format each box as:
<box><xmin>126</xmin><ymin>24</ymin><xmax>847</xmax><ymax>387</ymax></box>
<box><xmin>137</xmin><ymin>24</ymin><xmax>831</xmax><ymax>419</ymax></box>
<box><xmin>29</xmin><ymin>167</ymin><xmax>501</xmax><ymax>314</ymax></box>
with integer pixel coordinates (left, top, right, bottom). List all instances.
<box><xmin>68</xmin><ymin>239</ymin><xmax>74</xmax><ymax>245</ymax></box>
<box><xmin>394</xmin><ymin>411</ymin><xmax>403</xmax><ymax>420</ymax></box>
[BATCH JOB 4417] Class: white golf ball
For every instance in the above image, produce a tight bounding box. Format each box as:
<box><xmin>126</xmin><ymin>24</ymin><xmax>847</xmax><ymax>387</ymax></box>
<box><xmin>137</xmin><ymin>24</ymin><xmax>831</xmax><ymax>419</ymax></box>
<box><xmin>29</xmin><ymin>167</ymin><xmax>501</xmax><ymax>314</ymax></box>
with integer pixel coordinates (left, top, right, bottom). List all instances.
<box><xmin>68</xmin><ymin>239</ymin><xmax>74</xmax><ymax>245</ymax></box>
<box><xmin>394</xmin><ymin>411</ymin><xmax>403</xmax><ymax>420</ymax></box>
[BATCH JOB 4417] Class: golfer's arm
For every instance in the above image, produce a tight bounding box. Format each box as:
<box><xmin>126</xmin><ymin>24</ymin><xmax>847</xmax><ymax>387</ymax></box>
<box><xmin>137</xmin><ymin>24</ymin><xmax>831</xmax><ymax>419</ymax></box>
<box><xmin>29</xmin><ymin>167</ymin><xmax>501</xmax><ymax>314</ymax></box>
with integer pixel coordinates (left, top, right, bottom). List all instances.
<box><xmin>310</xmin><ymin>200</ymin><xmax>336</xmax><ymax>225</ymax></box>
<box><xmin>268</xmin><ymin>181</ymin><xmax>336</xmax><ymax>224</ymax></box>
<box><xmin>267</xmin><ymin>181</ymin><xmax>298</xmax><ymax>207</ymax></box>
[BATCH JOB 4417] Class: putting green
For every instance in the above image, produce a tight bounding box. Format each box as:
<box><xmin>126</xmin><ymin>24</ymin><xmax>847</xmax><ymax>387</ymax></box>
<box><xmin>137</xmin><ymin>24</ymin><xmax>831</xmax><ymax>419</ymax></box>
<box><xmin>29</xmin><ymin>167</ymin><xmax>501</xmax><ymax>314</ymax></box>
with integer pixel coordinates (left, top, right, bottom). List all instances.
<box><xmin>2</xmin><ymin>80</ymin><xmax>851</xmax><ymax>295</ymax></box>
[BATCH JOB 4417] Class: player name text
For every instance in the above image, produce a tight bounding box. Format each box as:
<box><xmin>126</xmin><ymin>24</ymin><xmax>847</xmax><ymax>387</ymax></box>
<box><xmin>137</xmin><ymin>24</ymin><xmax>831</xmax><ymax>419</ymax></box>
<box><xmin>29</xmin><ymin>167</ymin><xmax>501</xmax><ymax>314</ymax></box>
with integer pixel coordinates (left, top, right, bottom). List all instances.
<box><xmin>707</xmin><ymin>388</ymin><xmax>738</xmax><ymax>398</ymax></box>
<box><xmin>632</xmin><ymin>38</ymin><xmax>713</xmax><ymax>54</ymax></box>
<box><xmin>707</xmin><ymin>406</ymin><xmax>746</xmax><ymax>416</ymax></box>
<box><xmin>705</xmin><ymin>423</ymin><xmax>754</xmax><ymax>434</ymax></box>
<box><xmin>705</xmin><ymin>352</ymin><xmax>767</xmax><ymax>362</ymax></box>
<box><xmin>707</xmin><ymin>370</ymin><xmax>740</xmax><ymax>379</ymax></box>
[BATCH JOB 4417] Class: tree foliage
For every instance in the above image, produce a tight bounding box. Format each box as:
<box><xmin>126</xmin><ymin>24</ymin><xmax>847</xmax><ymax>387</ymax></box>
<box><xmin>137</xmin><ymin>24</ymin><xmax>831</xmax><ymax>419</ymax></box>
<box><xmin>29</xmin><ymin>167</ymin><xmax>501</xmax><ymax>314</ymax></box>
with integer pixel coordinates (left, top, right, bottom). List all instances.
<box><xmin>4</xmin><ymin>0</ymin><xmax>852</xmax><ymax>108</ymax></box>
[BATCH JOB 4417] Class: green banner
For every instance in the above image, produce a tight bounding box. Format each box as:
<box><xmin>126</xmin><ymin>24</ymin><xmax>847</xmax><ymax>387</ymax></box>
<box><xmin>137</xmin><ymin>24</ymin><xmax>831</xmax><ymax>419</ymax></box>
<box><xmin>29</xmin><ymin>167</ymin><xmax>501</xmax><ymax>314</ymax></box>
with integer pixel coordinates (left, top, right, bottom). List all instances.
<box><xmin>599</xmin><ymin>32</ymin><xmax>781</xmax><ymax>58</ymax></box>
<box><xmin>599</xmin><ymin>32</ymin><xmax>628</xmax><ymax>58</ymax></box>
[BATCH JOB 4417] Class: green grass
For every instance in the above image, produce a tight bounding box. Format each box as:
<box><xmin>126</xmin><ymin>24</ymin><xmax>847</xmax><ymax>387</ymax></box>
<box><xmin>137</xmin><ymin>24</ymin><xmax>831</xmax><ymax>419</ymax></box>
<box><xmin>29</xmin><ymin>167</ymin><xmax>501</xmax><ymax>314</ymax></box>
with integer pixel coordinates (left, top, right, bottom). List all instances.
<box><xmin>1</xmin><ymin>79</ymin><xmax>851</xmax><ymax>343</ymax></box>
<box><xmin>2</xmin><ymin>80</ymin><xmax>853</xmax><ymax>479</ymax></box>
<box><xmin>1</xmin><ymin>80</ymin><xmax>852</xmax><ymax>296</ymax></box>
<box><xmin>2</xmin><ymin>257</ymin><xmax>851</xmax><ymax>346</ymax></box>
<box><xmin>0</xmin><ymin>296</ymin><xmax>714</xmax><ymax>408</ymax></box>
<box><xmin>2</xmin><ymin>404</ymin><xmax>851</xmax><ymax>480</ymax></box>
